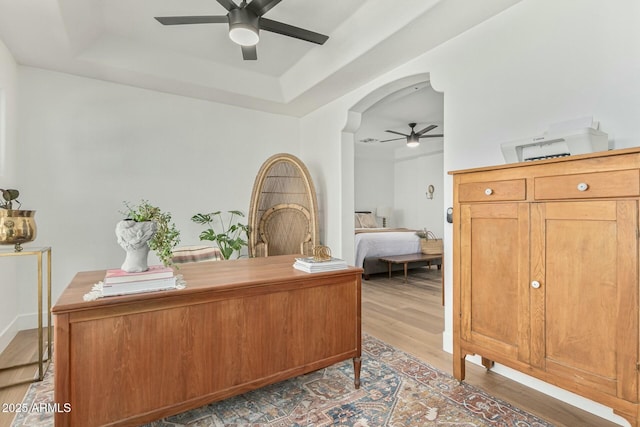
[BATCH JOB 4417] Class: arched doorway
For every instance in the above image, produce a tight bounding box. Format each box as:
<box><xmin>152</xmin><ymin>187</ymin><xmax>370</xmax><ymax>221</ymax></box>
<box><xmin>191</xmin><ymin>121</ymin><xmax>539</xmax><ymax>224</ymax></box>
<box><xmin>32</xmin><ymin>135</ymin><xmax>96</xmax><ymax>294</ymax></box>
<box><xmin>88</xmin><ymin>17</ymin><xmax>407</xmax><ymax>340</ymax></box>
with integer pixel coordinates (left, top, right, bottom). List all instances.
<box><xmin>340</xmin><ymin>73</ymin><xmax>442</xmax><ymax>264</ymax></box>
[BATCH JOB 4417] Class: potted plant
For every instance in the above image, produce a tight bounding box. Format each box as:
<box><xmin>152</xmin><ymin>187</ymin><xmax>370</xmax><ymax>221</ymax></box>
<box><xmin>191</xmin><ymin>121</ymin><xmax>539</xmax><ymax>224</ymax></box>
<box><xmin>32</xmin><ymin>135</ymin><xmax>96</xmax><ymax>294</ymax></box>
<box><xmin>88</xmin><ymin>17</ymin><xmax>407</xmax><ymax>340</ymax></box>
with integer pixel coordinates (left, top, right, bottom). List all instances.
<box><xmin>116</xmin><ymin>200</ymin><xmax>181</xmax><ymax>272</ymax></box>
<box><xmin>0</xmin><ymin>188</ymin><xmax>37</xmax><ymax>252</ymax></box>
<box><xmin>191</xmin><ymin>210</ymin><xmax>249</xmax><ymax>259</ymax></box>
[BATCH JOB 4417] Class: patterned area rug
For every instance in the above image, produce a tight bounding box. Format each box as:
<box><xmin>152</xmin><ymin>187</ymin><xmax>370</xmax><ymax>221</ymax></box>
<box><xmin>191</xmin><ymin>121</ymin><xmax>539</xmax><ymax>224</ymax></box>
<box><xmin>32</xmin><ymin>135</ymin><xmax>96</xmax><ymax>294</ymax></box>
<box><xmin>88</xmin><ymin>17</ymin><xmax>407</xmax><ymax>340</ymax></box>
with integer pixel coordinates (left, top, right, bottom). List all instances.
<box><xmin>12</xmin><ymin>334</ymin><xmax>553</xmax><ymax>426</ymax></box>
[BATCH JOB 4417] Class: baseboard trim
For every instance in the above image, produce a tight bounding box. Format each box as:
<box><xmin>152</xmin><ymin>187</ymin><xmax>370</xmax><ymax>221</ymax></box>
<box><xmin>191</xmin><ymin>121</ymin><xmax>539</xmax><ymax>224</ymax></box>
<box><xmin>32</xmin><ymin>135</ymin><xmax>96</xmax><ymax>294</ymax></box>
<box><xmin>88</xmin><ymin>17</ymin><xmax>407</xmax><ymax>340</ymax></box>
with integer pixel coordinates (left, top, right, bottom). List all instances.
<box><xmin>0</xmin><ymin>311</ymin><xmax>47</xmax><ymax>355</ymax></box>
<box><xmin>465</xmin><ymin>355</ymin><xmax>629</xmax><ymax>427</ymax></box>
<box><xmin>442</xmin><ymin>331</ymin><xmax>453</xmax><ymax>354</ymax></box>
<box><xmin>0</xmin><ymin>316</ymin><xmax>20</xmax><ymax>354</ymax></box>
<box><xmin>16</xmin><ymin>312</ymin><xmax>42</xmax><ymax>330</ymax></box>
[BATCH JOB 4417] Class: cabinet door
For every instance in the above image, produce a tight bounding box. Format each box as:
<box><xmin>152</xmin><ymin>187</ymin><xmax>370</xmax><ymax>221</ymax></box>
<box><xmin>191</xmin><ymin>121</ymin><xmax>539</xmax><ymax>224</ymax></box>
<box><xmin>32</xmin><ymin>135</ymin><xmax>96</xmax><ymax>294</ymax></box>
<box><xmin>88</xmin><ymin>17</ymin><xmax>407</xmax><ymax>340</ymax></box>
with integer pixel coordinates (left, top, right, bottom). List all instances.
<box><xmin>460</xmin><ymin>203</ymin><xmax>531</xmax><ymax>364</ymax></box>
<box><xmin>531</xmin><ymin>201</ymin><xmax>638</xmax><ymax>402</ymax></box>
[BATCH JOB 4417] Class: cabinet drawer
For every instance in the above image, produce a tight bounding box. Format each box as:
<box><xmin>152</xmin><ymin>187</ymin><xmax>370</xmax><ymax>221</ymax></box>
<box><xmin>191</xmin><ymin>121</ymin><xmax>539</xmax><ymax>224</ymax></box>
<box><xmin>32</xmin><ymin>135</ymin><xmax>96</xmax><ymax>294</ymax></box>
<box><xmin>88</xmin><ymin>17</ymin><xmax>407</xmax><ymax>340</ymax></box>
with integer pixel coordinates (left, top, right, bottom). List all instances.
<box><xmin>458</xmin><ymin>179</ymin><xmax>526</xmax><ymax>202</ymax></box>
<box><xmin>534</xmin><ymin>169</ymin><xmax>640</xmax><ymax>200</ymax></box>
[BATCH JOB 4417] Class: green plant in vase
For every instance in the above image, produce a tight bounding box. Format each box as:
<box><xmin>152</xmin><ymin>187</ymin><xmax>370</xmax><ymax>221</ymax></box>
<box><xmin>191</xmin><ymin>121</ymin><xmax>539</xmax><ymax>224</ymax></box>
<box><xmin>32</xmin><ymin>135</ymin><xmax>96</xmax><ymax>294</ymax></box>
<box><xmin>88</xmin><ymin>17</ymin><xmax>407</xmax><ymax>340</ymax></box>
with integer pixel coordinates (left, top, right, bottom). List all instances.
<box><xmin>191</xmin><ymin>210</ymin><xmax>249</xmax><ymax>259</ymax></box>
<box><xmin>118</xmin><ymin>200</ymin><xmax>181</xmax><ymax>271</ymax></box>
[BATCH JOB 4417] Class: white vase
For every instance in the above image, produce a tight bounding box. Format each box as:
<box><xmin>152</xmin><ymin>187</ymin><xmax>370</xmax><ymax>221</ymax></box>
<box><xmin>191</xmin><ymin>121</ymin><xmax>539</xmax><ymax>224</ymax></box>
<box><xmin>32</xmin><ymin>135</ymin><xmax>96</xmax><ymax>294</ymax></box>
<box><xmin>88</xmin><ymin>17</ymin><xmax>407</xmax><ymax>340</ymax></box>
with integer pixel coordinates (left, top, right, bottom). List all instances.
<box><xmin>115</xmin><ymin>220</ymin><xmax>157</xmax><ymax>273</ymax></box>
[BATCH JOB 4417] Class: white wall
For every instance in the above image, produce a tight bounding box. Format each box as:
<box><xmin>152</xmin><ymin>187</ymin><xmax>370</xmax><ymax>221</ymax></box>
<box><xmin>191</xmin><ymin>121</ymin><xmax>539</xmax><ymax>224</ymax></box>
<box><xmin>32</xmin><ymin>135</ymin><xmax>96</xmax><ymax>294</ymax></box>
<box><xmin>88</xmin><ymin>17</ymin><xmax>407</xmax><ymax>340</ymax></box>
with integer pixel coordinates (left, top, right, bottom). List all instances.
<box><xmin>16</xmin><ymin>66</ymin><xmax>300</xmax><ymax>321</ymax></box>
<box><xmin>354</xmin><ymin>154</ymin><xmax>393</xmax><ymax>226</ymax></box>
<box><xmin>0</xmin><ymin>38</ymin><xmax>20</xmax><ymax>352</ymax></box>
<box><xmin>394</xmin><ymin>151</ymin><xmax>444</xmax><ymax>235</ymax></box>
<box><xmin>300</xmin><ymin>0</ymin><xmax>640</xmax><ymax>425</ymax></box>
<box><xmin>354</xmin><ymin>149</ymin><xmax>444</xmax><ymax>232</ymax></box>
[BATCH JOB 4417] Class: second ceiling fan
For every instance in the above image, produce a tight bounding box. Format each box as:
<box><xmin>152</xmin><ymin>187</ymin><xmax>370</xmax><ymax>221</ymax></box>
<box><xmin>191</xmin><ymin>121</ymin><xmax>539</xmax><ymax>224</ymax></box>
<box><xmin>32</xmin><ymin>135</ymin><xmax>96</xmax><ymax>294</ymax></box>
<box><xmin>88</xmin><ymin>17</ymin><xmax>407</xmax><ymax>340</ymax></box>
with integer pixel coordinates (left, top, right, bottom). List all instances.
<box><xmin>155</xmin><ymin>0</ymin><xmax>329</xmax><ymax>60</ymax></box>
<box><xmin>381</xmin><ymin>123</ymin><xmax>444</xmax><ymax>147</ymax></box>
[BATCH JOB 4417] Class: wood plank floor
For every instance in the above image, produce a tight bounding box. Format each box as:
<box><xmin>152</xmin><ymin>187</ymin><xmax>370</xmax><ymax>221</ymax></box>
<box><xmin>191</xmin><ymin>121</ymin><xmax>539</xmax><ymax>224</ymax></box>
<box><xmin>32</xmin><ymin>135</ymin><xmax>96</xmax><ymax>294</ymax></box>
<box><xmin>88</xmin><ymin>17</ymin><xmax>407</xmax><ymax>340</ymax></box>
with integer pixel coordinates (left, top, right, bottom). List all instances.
<box><xmin>0</xmin><ymin>329</ymin><xmax>45</xmax><ymax>427</ymax></box>
<box><xmin>362</xmin><ymin>267</ymin><xmax>621</xmax><ymax>427</ymax></box>
<box><xmin>0</xmin><ymin>267</ymin><xmax>621</xmax><ymax>427</ymax></box>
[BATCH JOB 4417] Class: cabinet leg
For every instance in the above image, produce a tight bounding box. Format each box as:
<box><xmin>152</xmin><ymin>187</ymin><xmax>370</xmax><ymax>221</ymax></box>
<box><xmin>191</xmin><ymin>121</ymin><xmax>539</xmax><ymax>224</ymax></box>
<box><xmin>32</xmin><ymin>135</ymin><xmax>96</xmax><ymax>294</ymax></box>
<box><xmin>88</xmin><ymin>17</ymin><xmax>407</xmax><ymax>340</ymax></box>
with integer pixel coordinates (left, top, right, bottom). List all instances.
<box><xmin>453</xmin><ymin>355</ymin><xmax>466</xmax><ymax>381</ymax></box>
<box><xmin>481</xmin><ymin>357</ymin><xmax>494</xmax><ymax>371</ymax></box>
<box><xmin>353</xmin><ymin>357</ymin><xmax>361</xmax><ymax>389</ymax></box>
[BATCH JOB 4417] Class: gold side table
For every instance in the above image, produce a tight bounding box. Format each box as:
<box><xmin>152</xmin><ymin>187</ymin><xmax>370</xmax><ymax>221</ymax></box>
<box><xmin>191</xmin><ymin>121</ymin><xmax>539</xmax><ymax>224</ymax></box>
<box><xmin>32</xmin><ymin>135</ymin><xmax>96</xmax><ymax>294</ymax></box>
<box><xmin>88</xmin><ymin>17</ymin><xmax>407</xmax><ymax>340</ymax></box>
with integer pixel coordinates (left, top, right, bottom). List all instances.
<box><xmin>0</xmin><ymin>246</ymin><xmax>52</xmax><ymax>388</ymax></box>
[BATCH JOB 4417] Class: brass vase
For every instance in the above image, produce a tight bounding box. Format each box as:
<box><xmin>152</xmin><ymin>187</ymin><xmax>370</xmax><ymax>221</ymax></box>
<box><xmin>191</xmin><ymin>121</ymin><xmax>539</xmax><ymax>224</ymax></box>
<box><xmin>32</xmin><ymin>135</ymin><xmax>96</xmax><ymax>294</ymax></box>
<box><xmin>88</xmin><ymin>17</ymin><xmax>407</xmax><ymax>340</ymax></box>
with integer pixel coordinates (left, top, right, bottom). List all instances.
<box><xmin>0</xmin><ymin>209</ymin><xmax>37</xmax><ymax>252</ymax></box>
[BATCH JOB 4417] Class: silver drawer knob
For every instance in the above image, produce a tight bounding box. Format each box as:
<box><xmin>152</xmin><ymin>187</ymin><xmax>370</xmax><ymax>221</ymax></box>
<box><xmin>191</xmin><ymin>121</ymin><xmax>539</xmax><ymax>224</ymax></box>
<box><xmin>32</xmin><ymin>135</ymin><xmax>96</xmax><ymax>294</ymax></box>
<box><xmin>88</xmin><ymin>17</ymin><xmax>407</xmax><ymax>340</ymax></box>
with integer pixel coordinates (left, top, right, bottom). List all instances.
<box><xmin>577</xmin><ymin>182</ymin><xmax>589</xmax><ymax>192</ymax></box>
<box><xmin>484</xmin><ymin>188</ymin><xmax>493</xmax><ymax>196</ymax></box>
<box><xmin>531</xmin><ymin>280</ymin><xmax>541</xmax><ymax>289</ymax></box>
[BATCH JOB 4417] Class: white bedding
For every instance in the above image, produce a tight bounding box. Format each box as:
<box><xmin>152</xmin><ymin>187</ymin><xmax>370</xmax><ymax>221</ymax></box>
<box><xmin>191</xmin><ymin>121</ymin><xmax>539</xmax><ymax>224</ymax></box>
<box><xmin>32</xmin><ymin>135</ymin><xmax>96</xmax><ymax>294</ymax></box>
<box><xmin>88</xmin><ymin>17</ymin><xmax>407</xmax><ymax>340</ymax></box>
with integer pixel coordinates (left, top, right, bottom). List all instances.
<box><xmin>354</xmin><ymin>229</ymin><xmax>420</xmax><ymax>268</ymax></box>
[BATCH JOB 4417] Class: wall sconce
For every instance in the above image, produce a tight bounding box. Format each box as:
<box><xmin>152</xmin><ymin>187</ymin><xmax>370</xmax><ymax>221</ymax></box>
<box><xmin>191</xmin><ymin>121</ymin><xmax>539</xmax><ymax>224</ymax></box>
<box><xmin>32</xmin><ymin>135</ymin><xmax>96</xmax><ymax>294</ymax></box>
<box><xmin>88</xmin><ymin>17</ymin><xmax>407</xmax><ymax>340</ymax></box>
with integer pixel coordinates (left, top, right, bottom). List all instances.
<box><xmin>426</xmin><ymin>185</ymin><xmax>435</xmax><ymax>199</ymax></box>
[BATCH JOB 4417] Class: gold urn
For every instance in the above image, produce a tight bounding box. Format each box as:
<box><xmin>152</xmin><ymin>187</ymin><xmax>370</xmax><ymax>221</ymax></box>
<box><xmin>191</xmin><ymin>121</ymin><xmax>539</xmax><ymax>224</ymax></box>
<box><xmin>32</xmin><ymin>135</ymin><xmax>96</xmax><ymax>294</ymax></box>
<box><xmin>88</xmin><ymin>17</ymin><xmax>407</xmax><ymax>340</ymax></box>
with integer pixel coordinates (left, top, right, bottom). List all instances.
<box><xmin>0</xmin><ymin>209</ymin><xmax>37</xmax><ymax>252</ymax></box>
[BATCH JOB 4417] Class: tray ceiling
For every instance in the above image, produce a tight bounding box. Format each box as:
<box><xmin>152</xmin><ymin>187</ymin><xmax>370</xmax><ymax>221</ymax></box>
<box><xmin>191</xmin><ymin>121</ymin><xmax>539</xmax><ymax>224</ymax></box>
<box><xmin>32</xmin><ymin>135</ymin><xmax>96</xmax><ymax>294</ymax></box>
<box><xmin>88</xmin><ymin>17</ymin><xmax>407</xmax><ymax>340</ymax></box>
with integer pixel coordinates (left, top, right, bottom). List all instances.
<box><xmin>0</xmin><ymin>0</ymin><xmax>521</xmax><ymax>116</ymax></box>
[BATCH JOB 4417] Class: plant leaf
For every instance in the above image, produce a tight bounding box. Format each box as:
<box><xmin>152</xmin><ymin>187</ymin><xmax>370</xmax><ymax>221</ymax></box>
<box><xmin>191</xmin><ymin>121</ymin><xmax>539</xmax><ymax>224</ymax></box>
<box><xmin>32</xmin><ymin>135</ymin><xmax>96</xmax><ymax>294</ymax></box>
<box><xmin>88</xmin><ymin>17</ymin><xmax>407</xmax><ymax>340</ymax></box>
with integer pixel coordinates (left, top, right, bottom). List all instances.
<box><xmin>199</xmin><ymin>229</ymin><xmax>217</xmax><ymax>241</ymax></box>
<box><xmin>1</xmin><ymin>189</ymin><xmax>19</xmax><ymax>202</ymax></box>
<box><xmin>191</xmin><ymin>213</ymin><xmax>212</xmax><ymax>224</ymax></box>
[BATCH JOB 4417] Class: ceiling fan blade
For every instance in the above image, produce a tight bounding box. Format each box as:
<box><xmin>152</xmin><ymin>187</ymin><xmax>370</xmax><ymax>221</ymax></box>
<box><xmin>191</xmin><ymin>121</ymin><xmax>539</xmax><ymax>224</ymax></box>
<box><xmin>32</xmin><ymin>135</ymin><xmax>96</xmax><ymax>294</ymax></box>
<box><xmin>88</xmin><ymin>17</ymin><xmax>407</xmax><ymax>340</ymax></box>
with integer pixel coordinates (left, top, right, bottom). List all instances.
<box><xmin>380</xmin><ymin>137</ymin><xmax>405</xmax><ymax>143</ymax></box>
<box><xmin>216</xmin><ymin>0</ymin><xmax>238</xmax><ymax>11</ymax></box>
<box><xmin>261</xmin><ymin>18</ymin><xmax>329</xmax><ymax>45</ymax></box>
<box><xmin>247</xmin><ymin>0</ymin><xmax>282</xmax><ymax>16</ymax></box>
<box><xmin>384</xmin><ymin>130</ymin><xmax>409</xmax><ymax>137</ymax></box>
<box><xmin>416</xmin><ymin>124</ymin><xmax>437</xmax><ymax>136</ymax></box>
<box><xmin>242</xmin><ymin>45</ymin><xmax>257</xmax><ymax>60</ymax></box>
<box><xmin>419</xmin><ymin>134</ymin><xmax>444</xmax><ymax>138</ymax></box>
<box><xmin>155</xmin><ymin>16</ymin><xmax>228</xmax><ymax>25</ymax></box>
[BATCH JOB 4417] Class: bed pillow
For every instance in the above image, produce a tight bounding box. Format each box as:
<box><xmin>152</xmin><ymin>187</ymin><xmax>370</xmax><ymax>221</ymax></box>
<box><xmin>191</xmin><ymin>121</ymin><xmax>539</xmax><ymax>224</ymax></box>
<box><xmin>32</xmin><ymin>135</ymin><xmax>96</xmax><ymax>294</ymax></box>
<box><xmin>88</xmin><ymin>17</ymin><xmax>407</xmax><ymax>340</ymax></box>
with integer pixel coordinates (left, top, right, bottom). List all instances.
<box><xmin>355</xmin><ymin>214</ymin><xmax>363</xmax><ymax>228</ymax></box>
<box><xmin>357</xmin><ymin>212</ymin><xmax>379</xmax><ymax>228</ymax></box>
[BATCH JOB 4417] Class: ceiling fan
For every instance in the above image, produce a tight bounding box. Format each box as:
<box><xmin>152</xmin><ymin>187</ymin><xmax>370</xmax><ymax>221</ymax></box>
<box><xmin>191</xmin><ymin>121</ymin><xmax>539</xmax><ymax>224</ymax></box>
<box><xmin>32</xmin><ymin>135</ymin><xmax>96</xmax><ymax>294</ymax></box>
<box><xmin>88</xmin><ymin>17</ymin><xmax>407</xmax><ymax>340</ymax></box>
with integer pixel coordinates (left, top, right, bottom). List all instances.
<box><xmin>380</xmin><ymin>123</ymin><xmax>444</xmax><ymax>147</ymax></box>
<box><xmin>155</xmin><ymin>0</ymin><xmax>329</xmax><ymax>60</ymax></box>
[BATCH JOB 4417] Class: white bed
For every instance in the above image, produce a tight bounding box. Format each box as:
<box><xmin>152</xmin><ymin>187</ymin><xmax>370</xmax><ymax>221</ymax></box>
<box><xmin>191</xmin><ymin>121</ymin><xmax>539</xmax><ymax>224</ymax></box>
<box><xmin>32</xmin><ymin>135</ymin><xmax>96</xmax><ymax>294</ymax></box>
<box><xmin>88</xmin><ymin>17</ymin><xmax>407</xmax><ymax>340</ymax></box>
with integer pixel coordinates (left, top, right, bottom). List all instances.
<box><xmin>353</xmin><ymin>212</ymin><xmax>441</xmax><ymax>278</ymax></box>
<box><xmin>354</xmin><ymin>229</ymin><xmax>421</xmax><ymax>268</ymax></box>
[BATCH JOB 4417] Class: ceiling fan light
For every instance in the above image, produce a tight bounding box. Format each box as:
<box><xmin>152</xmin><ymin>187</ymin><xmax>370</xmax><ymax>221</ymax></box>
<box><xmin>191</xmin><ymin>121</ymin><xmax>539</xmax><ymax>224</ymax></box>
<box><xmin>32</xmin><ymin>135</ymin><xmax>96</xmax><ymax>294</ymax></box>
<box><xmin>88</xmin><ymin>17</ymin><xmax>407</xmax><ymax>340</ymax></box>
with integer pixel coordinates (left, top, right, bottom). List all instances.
<box><xmin>228</xmin><ymin>8</ymin><xmax>260</xmax><ymax>46</ymax></box>
<box><xmin>406</xmin><ymin>134</ymin><xmax>420</xmax><ymax>148</ymax></box>
<box><xmin>229</xmin><ymin>25</ymin><xmax>259</xmax><ymax>46</ymax></box>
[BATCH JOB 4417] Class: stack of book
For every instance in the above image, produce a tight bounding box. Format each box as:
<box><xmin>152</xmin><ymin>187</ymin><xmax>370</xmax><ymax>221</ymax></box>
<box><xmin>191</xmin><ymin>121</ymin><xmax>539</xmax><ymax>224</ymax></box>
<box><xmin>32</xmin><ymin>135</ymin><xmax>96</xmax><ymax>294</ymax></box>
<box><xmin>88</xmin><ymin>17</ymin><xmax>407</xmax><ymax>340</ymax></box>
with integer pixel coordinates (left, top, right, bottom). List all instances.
<box><xmin>293</xmin><ymin>257</ymin><xmax>348</xmax><ymax>273</ymax></box>
<box><xmin>102</xmin><ymin>265</ymin><xmax>176</xmax><ymax>296</ymax></box>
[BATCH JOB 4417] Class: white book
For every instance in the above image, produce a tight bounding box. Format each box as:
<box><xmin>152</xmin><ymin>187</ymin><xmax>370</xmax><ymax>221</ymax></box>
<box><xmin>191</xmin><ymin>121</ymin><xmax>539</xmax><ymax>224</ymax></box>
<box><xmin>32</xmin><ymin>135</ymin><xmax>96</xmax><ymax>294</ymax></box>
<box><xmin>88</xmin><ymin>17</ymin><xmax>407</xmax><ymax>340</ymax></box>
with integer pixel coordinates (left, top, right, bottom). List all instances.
<box><xmin>294</xmin><ymin>257</ymin><xmax>348</xmax><ymax>267</ymax></box>
<box><xmin>102</xmin><ymin>276</ymin><xmax>177</xmax><ymax>296</ymax></box>
<box><xmin>293</xmin><ymin>263</ymin><xmax>349</xmax><ymax>273</ymax></box>
<box><xmin>104</xmin><ymin>265</ymin><xmax>174</xmax><ymax>284</ymax></box>
<box><xmin>293</xmin><ymin>257</ymin><xmax>348</xmax><ymax>273</ymax></box>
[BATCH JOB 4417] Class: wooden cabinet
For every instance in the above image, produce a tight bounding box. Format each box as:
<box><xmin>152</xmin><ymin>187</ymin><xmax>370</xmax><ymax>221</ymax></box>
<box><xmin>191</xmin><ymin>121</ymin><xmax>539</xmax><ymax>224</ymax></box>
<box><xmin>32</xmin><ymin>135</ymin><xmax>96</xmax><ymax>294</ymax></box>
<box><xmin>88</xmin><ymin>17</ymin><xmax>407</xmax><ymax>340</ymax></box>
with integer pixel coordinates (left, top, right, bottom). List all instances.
<box><xmin>451</xmin><ymin>148</ymin><xmax>640</xmax><ymax>427</ymax></box>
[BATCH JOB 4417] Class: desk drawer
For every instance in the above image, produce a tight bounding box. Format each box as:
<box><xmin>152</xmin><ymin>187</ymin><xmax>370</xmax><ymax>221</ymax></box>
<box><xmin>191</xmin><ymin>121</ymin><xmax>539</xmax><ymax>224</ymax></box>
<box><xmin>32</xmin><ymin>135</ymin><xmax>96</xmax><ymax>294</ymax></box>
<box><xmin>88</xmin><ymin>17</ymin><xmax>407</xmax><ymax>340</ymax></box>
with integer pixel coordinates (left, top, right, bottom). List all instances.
<box><xmin>534</xmin><ymin>169</ymin><xmax>640</xmax><ymax>200</ymax></box>
<box><xmin>458</xmin><ymin>179</ymin><xmax>526</xmax><ymax>202</ymax></box>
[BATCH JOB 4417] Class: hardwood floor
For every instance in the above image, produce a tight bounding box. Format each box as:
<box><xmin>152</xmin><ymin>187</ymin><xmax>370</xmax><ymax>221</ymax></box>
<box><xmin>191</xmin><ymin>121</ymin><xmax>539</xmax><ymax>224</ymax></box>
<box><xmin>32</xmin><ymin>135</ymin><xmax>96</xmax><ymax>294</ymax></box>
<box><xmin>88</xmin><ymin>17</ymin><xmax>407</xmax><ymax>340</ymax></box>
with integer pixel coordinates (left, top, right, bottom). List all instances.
<box><xmin>362</xmin><ymin>267</ymin><xmax>621</xmax><ymax>427</ymax></box>
<box><xmin>0</xmin><ymin>329</ymin><xmax>45</xmax><ymax>427</ymax></box>
<box><xmin>0</xmin><ymin>267</ymin><xmax>621</xmax><ymax>427</ymax></box>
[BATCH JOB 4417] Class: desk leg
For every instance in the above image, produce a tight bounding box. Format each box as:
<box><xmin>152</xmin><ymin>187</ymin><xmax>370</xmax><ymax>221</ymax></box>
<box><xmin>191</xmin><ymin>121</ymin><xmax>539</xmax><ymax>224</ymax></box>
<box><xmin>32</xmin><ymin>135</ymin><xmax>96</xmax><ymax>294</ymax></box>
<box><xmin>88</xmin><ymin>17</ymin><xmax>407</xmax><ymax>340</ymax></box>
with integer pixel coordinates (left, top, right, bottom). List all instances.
<box><xmin>47</xmin><ymin>248</ymin><xmax>52</xmax><ymax>372</ymax></box>
<box><xmin>37</xmin><ymin>252</ymin><xmax>43</xmax><ymax>381</ymax></box>
<box><xmin>353</xmin><ymin>357</ymin><xmax>361</xmax><ymax>389</ymax></box>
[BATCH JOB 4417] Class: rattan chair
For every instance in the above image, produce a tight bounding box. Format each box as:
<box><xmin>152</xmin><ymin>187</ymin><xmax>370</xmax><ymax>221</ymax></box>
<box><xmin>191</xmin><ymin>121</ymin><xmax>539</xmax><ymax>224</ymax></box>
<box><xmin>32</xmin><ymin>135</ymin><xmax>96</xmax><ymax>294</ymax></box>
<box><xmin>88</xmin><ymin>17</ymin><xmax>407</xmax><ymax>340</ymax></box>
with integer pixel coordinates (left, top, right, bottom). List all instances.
<box><xmin>248</xmin><ymin>153</ymin><xmax>320</xmax><ymax>257</ymax></box>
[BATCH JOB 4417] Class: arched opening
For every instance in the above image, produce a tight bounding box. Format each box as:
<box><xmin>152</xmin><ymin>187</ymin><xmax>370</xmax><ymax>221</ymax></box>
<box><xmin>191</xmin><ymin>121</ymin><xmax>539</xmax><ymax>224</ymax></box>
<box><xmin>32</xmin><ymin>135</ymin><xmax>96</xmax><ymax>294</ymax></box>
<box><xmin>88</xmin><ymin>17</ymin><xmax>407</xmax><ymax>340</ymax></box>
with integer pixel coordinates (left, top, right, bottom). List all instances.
<box><xmin>340</xmin><ymin>72</ymin><xmax>446</xmax><ymax>356</ymax></box>
<box><xmin>340</xmin><ymin>74</ymin><xmax>436</xmax><ymax>263</ymax></box>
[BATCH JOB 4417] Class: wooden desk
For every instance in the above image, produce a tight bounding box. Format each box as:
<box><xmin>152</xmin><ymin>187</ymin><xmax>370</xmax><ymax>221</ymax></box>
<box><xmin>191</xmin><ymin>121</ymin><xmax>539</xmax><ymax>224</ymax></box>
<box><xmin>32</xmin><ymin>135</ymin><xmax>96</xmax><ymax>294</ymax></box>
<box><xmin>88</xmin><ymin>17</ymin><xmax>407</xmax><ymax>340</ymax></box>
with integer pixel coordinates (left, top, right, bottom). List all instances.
<box><xmin>378</xmin><ymin>253</ymin><xmax>442</xmax><ymax>282</ymax></box>
<box><xmin>53</xmin><ymin>255</ymin><xmax>362</xmax><ymax>427</ymax></box>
